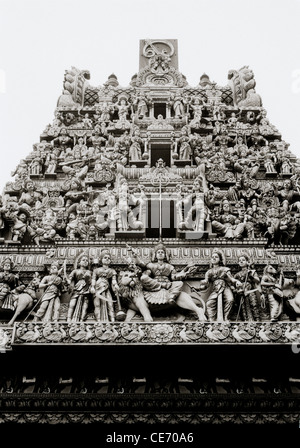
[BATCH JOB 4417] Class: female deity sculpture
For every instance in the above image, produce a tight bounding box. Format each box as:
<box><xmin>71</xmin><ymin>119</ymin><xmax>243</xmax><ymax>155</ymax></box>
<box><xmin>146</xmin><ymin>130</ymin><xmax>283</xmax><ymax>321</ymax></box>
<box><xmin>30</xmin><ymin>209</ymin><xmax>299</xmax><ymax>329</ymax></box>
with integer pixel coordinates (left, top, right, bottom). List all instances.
<box><xmin>134</xmin><ymin>94</ymin><xmax>149</xmax><ymax>119</ymax></box>
<box><xmin>176</xmin><ymin>128</ymin><xmax>192</xmax><ymax>160</ymax></box>
<box><xmin>172</xmin><ymin>93</ymin><xmax>186</xmax><ymax>118</ymax></box>
<box><xmin>0</xmin><ymin>257</ymin><xmax>24</xmax><ymax>311</ymax></box>
<box><xmin>44</xmin><ymin>151</ymin><xmax>58</xmax><ymax>174</ymax></box>
<box><xmin>90</xmin><ymin>249</ymin><xmax>120</xmax><ymax>322</ymax></box>
<box><xmin>129</xmin><ymin>129</ymin><xmax>143</xmax><ymax>161</ymax></box>
<box><xmin>129</xmin><ymin>243</ymin><xmax>206</xmax><ymax>321</ymax></box>
<box><xmin>66</xmin><ymin>253</ymin><xmax>92</xmax><ymax>324</ymax></box>
<box><xmin>198</xmin><ymin>249</ymin><xmax>242</xmax><ymax>322</ymax></box>
<box><xmin>234</xmin><ymin>253</ymin><xmax>262</xmax><ymax>321</ymax></box>
<box><xmin>33</xmin><ymin>261</ymin><xmax>63</xmax><ymax>323</ymax></box>
<box><xmin>73</xmin><ymin>137</ymin><xmax>88</xmax><ymax>160</ymax></box>
<box><xmin>264</xmin><ymin>153</ymin><xmax>277</xmax><ymax>174</ymax></box>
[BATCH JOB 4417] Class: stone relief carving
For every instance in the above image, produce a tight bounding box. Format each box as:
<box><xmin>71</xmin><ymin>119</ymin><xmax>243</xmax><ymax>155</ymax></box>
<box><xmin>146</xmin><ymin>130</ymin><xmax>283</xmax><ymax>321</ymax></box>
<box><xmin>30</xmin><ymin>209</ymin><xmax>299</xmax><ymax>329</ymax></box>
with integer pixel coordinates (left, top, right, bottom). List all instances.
<box><xmin>1</xmin><ymin>42</ymin><xmax>300</xmax><ymax>341</ymax></box>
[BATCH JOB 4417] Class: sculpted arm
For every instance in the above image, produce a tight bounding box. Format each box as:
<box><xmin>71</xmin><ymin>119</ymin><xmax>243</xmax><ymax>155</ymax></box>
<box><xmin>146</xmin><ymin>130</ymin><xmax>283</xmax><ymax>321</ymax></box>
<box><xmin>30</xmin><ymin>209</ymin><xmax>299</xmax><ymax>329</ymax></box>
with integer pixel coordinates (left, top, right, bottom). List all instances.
<box><xmin>90</xmin><ymin>269</ymin><xmax>98</xmax><ymax>294</ymax></box>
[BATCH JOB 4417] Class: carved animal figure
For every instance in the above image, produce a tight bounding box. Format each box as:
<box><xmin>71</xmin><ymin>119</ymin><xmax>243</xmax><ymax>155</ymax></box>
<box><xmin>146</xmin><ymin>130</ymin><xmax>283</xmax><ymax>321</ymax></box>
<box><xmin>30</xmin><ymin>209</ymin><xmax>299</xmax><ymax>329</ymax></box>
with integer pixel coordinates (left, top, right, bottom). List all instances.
<box><xmin>228</xmin><ymin>66</ymin><xmax>262</xmax><ymax>107</ymax></box>
<box><xmin>118</xmin><ymin>269</ymin><xmax>206</xmax><ymax>322</ymax></box>
<box><xmin>118</xmin><ymin>270</ymin><xmax>153</xmax><ymax>322</ymax></box>
<box><xmin>7</xmin><ymin>275</ymin><xmax>40</xmax><ymax>326</ymax></box>
<box><xmin>284</xmin><ymin>324</ymin><xmax>300</xmax><ymax>342</ymax></box>
<box><xmin>232</xmin><ymin>324</ymin><xmax>255</xmax><ymax>342</ymax></box>
<box><xmin>205</xmin><ymin>323</ymin><xmax>230</xmax><ymax>342</ymax></box>
<box><xmin>57</xmin><ymin>67</ymin><xmax>90</xmax><ymax>107</ymax></box>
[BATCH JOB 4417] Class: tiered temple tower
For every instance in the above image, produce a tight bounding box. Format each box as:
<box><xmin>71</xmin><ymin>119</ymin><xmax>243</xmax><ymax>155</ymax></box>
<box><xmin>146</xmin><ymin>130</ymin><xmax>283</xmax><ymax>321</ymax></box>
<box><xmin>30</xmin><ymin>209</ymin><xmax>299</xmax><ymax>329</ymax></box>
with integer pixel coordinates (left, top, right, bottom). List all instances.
<box><xmin>0</xmin><ymin>40</ymin><xmax>300</xmax><ymax>427</ymax></box>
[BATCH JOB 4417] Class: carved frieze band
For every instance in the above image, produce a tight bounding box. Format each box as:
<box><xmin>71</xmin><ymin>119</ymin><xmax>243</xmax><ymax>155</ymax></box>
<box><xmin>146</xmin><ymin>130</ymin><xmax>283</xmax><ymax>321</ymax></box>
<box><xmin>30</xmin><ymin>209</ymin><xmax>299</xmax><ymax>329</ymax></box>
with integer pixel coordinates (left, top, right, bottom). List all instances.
<box><xmin>0</xmin><ymin>410</ymin><xmax>298</xmax><ymax>425</ymax></box>
<box><xmin>0</xmin><ymin>246</ymin><xmax>298</xmax><ymax>269</ymax></box>
<box><xmin>7</xmin><ymin>321</ymin><xmax>300</xmax><ymax>346</ymax></box>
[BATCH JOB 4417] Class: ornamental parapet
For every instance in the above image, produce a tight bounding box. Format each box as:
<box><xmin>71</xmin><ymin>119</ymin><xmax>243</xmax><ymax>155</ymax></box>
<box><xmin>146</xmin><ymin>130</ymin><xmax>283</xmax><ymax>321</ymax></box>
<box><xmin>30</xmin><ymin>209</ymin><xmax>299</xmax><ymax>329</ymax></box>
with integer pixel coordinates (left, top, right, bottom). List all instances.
<box><xmin>4</xmin><ymin>321</ymin><xmax>300</xmax><ymax>347</ymax></box>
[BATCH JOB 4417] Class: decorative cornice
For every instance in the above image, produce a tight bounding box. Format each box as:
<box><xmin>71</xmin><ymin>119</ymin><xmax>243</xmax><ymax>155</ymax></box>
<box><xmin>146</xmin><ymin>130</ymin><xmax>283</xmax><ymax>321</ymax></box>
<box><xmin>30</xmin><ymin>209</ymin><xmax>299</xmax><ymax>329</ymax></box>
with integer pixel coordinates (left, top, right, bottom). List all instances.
<box><xmin>9</xmin><ymin>322</ymin><xmax>300</xmax><ymax>346</ymax></box>
<box><xmin>0</xmin><ymin>394</ymin><xmax>299</xmax><ymax>424</ymax></box>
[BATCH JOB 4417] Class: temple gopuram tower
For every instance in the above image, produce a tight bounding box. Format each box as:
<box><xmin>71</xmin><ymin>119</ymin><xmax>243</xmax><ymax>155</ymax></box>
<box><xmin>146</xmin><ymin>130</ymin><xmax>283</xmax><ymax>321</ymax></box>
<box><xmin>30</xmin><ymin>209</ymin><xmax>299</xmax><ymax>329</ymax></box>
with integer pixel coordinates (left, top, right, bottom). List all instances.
<box><xmin>0</xmin><ymin>39</ymin><xmax>300</xmax><ymax>429</ymax></box>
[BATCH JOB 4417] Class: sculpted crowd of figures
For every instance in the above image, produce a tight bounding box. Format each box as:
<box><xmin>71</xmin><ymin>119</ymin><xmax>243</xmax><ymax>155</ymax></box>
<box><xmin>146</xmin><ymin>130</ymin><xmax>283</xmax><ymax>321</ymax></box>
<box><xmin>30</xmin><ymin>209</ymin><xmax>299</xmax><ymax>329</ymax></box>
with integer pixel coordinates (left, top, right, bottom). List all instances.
<box><xmin>1</xmin><ymin>42</ymin><xmax>300</xmax><ymax>331</ymax></box>
<box><xmin>1</xmin><ymin>245</ymin><xmax>300</xmax><ymax>326</ymax></box>
<box><xmin>0</xmin><ymin>60</ymin><xmax>300</xmax><ymax>246</ymax></box>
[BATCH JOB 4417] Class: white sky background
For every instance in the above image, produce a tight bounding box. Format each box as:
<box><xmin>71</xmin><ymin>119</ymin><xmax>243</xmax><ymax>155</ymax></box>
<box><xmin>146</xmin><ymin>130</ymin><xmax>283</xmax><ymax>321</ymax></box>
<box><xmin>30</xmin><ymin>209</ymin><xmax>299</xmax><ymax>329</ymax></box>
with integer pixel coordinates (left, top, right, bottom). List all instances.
<box><xmin>0</xmin><ymin>0</ymin><xmax>300</xmax><ymax>193</ymax></box>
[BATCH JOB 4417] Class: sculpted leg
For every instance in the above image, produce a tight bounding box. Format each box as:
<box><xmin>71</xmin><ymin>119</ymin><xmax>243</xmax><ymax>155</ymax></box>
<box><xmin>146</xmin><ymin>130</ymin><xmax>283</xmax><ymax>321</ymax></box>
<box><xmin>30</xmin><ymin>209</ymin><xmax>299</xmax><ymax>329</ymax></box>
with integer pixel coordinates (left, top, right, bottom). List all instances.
<box><xmin>125</xmin><ymin>308</ymin><xmax>137</xmax><ymax>322</ymax></box>
<box><xmin>7</xmin><ymin>294</ymin><xmax>33</xmax><ymax>326</ymax></box>
<box><xmin>223</xmin><ymin>288</ymin><xmax>234</xmax><ymax>321</ymax></box>
<box><xmin>67</xmin><ymin>298</ymin><xmax>77</xmax><ymax>323</ymax></box>
<box><xmin>206</xmin><ymin>297</ymin><xmax>217</xmax><ymax>321</ymax></box>
<box><xmin>81</xmin><ymin>298</ymin><xmax>89</xmax><ymax>321</ymax></box>
<box><xmin>134</xmin><ymin>295</ymin><xmax>153</xmax><ymax>322</ymax></box>
<box><xmin>176</xmin><ymin>292</ymin><xmax>207</xmax><ymax>321</ymax></box>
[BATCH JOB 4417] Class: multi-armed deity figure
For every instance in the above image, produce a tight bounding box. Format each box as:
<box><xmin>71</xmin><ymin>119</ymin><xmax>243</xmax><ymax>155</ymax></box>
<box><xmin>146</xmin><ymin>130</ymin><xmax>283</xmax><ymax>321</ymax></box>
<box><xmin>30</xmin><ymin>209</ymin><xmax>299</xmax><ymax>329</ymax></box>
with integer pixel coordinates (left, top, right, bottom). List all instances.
<box><xmin>198</xmin><ymin>249</ymin><xmax>243</xmax><ymax>322</ymax></box>
<box><xmin>126</xmin><ymin>243</ymin><xmax>206</xmax><ymax>321</ymax></box>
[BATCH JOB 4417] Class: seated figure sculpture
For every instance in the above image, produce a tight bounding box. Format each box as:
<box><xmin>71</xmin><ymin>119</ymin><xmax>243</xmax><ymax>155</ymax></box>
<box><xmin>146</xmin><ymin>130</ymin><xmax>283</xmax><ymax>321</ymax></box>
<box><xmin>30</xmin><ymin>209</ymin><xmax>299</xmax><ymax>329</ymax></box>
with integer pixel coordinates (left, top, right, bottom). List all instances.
<box><xmin>212</xmin><ymin>199</ymin><xmax>246</xmax><ymax>239</ymax></box>
<box><xmin>125</xmin><ymin>243</ymin><xmax>206</xmax><ymax>321</ymax></box>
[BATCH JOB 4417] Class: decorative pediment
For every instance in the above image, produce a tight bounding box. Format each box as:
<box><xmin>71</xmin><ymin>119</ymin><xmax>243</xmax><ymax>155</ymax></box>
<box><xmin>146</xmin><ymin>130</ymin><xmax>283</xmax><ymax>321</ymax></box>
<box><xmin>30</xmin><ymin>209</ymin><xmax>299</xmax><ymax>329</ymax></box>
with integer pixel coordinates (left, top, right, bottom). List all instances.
<box><xmin>135</xmin><ymin>65</ymin><xmax>187</xmax><ymax>87</ymax></box>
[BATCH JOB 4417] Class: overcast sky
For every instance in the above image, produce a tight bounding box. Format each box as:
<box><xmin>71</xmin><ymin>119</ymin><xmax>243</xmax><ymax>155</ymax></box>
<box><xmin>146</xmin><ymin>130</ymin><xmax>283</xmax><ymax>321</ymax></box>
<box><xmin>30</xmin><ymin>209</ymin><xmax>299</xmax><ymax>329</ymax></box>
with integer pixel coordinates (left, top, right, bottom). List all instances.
<box><xmin>0</xmin><ymin>0</ymin><xmax>299</xmax><ymax>193</ymax></box>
